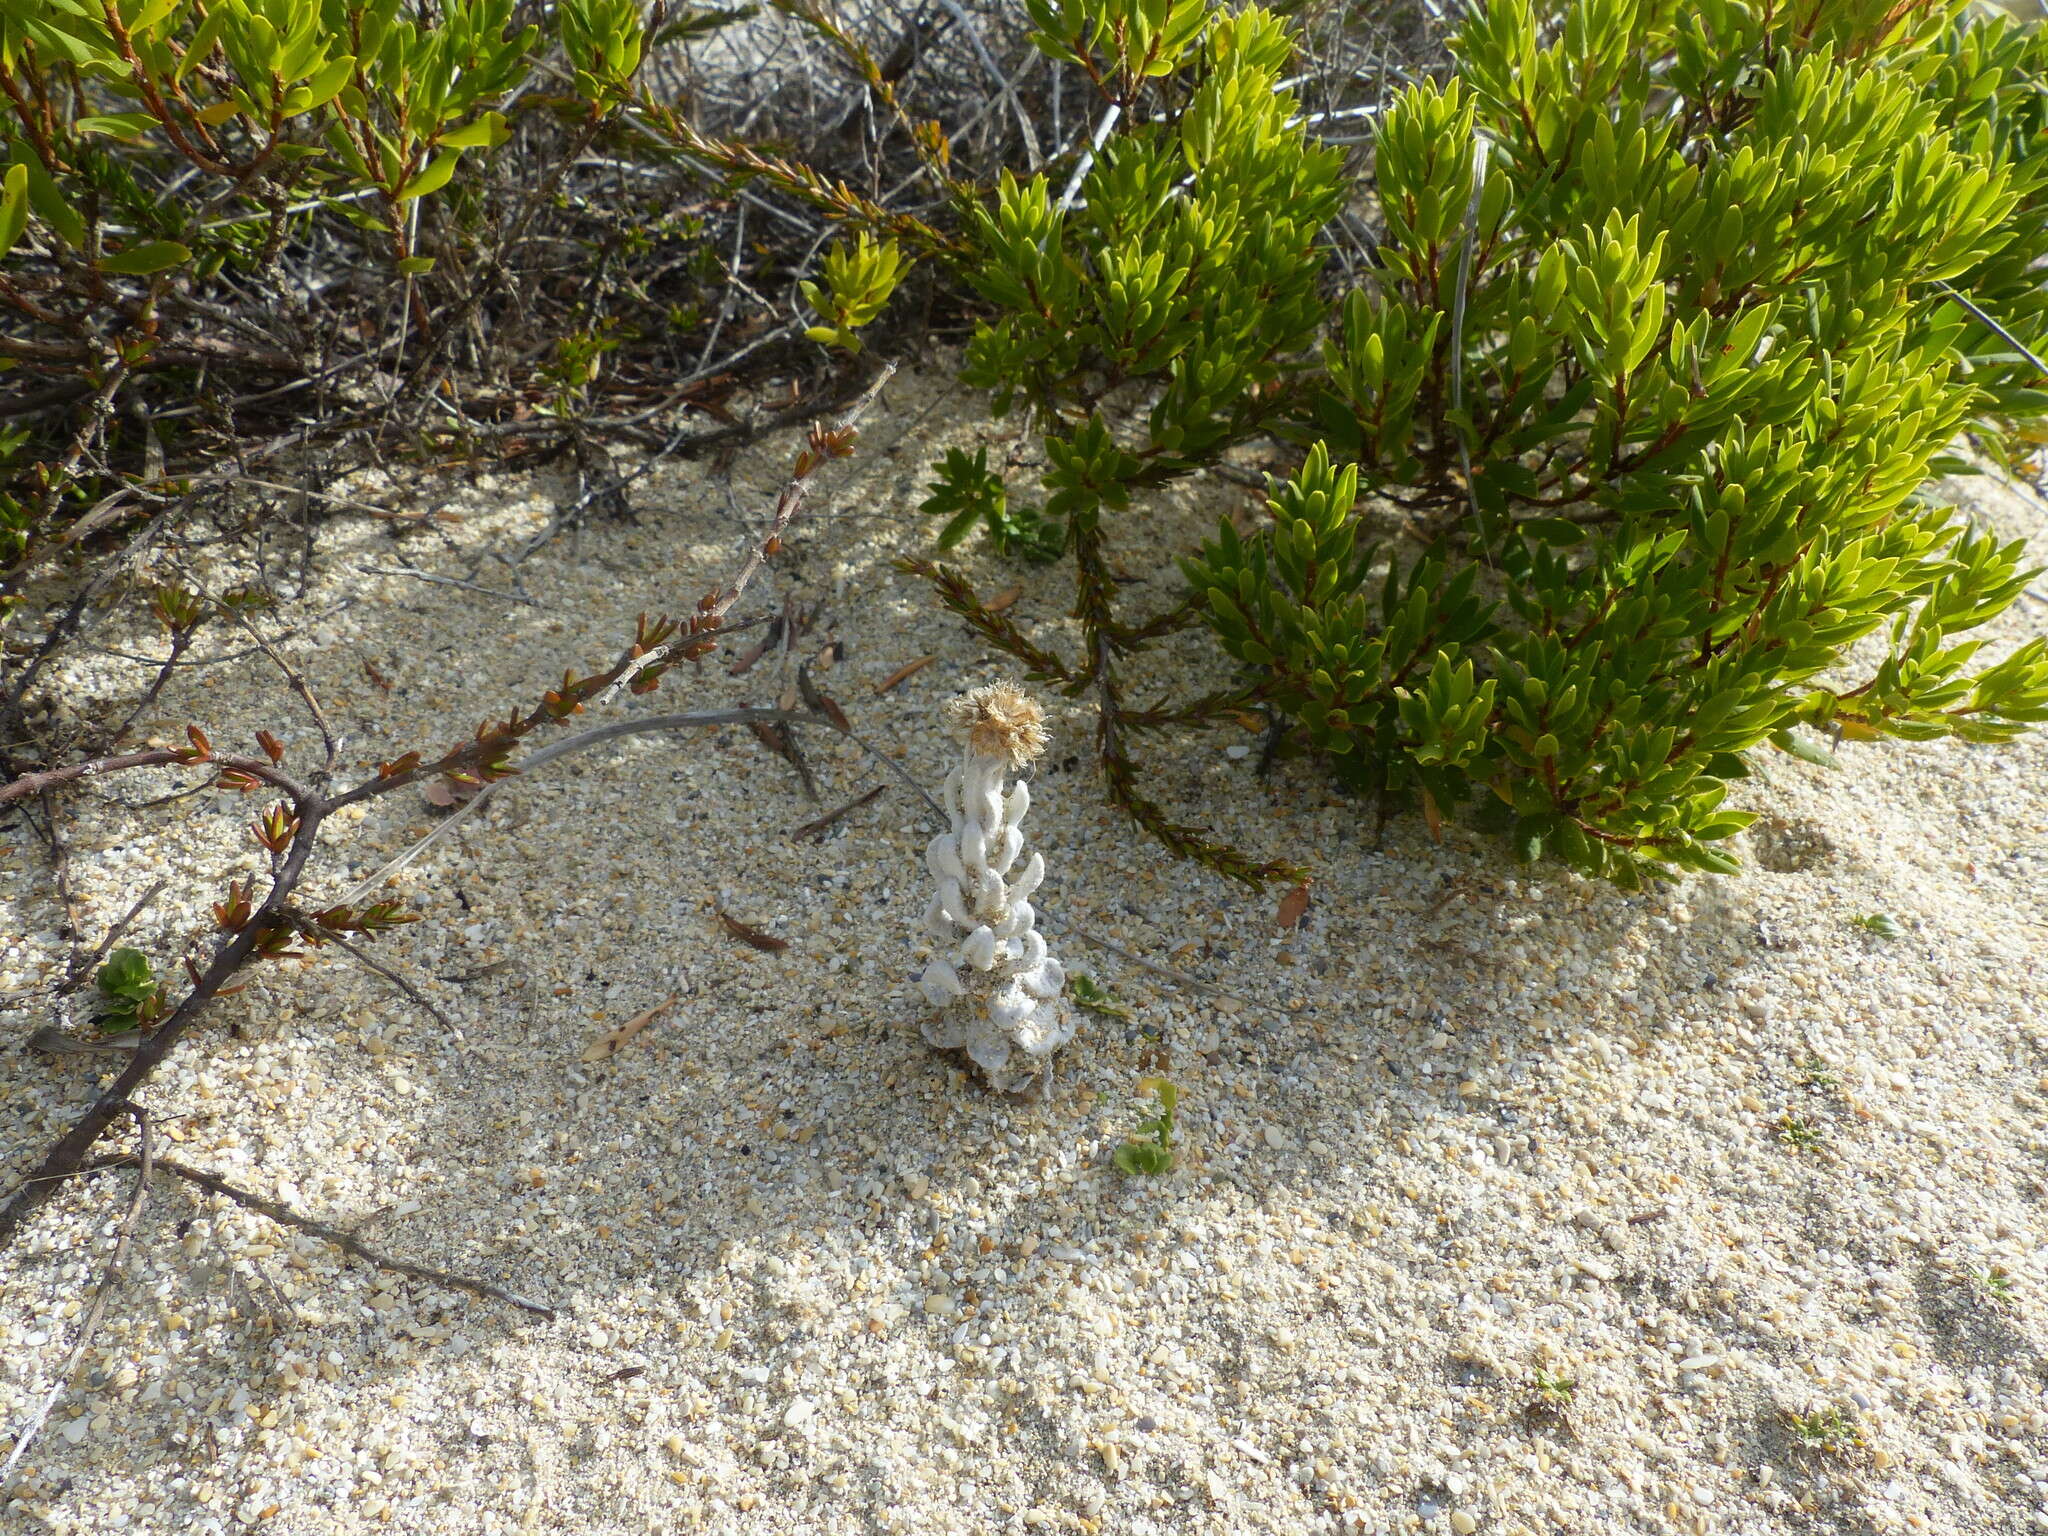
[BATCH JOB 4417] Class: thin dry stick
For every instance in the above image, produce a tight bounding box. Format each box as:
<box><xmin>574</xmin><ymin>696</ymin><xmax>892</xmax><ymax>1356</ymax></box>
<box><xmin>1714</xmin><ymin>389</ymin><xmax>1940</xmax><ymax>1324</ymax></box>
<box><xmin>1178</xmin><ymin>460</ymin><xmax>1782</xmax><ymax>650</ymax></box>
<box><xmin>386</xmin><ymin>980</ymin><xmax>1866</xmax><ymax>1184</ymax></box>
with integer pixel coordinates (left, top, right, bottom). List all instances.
<box><xmin>930</xmin><ymin>0</ymin><xmax>1041</xmax><ymax>166</ymax></box>
<box><xmin>592</xmin><ymin>362</ymin><xmax>899</xmax><ymax>706</ymax></box>
<box><xmin>791</xmin><ymin>782</ymin><xmax>887</xmax><ymax>840</ymax></box>
<box><xmin>294</xmin><ymin>917</ymin><xmax>454</xmax><ymax>1031</ymax></box>
<box><xmin>69</xmin><ymin>1153</ymin><xmax>556</xmax><ymax>1319</ymax></box>
<box><xmin>0</xmin><ymin>1104</ymin><xmax>152</xmax><ymax>1496</ymax></box>
<box><xmin>219</xmin><ymin>603</ymin><xmax>340</xmax><ymax>779</ymax></box>
<box><xmin>61</xmin><ymin>877</ymin><xmax>167</xmax><ymax>995</ymax></box>
<box><xmin>0</xmin><ymin>380</ymin><xmax>898</xmax><ymax>1252</ymax></box>
<box><xmin>232</xmin><ymin>477</ymin><xmax>447</xmax><ymax>525</ymax></box>
<box><xmin>355</xmin><ymin>562</ymin><xmax>543</xmax><ymax>607</ymax></box>
<box><xmin>327</xmin><ymin>707</ymin><xmax>818</xmax><ymax>908</ymax></box>
<box><xmin>1934</xmin><ymin>280</ymin><xmax>2048</xmax><ymax>378</ymax></box>
<box><xmin>34</xmin><ymin>789</ymin><xmax>83</xmax><ymax>977</ymax></box>
<box><xmin>110</xmin><ymin>628</ymin><xmax>196</xmax><ymax>742</ymax></box>
<box><xmin>334</xmin><ymin>706</ymin><xmax>949</xmax><ymax>909</ymax></box>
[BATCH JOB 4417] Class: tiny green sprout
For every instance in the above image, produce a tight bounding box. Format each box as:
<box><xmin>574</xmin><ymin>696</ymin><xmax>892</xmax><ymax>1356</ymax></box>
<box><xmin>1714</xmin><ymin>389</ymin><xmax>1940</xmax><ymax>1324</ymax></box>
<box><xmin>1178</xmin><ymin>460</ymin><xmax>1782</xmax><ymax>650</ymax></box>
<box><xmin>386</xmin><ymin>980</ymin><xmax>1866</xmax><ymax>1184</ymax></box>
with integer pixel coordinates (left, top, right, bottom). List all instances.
<box><xmin>1776</xmin><ymin>1114</ymin><xmax>1824</xmax><ymax>1152</ymax></box>
<box><xmin>1532</xmin><ymin>1368</ymin><xmax>1577</xmax><ymax>1407</ymax></box>
<box><xmin>1797</xmin><ymin>1057</ymin><xmax>1839</xmax><ymax>1091</ymax></box>
<box><xmin>1784</xmin><ymin>1405</ymin><xmax>1862</xmax><ymax>1453</ymax></box>
<box><xmin>94</xmin><ymin>946</ymin><xmax>165</xmax><ymax>1034</ymax></box>
<box><xmin>1982</xmin><ymin>1266</ymin><xmax>2016</xmax><ymax>1303</ymax></box>
<box><xmin>1850</xmin><ymin>913</ymin><xmax>1903</xmax><ymax>938</ymax></box>
<box><xmin>1113</xmin><ymin>1076</ymin><xmax>1177</xmax><ymax>1176</ymax></box>
<box><xmin>215</xmin><ymin>586</ymin><xmax>274</xmax><ymax>614</ymax></box>
<box><xmin>1069</xmin><ymin>973</ymin><xmax>1132</xmax><ymax>1020</ymax></box>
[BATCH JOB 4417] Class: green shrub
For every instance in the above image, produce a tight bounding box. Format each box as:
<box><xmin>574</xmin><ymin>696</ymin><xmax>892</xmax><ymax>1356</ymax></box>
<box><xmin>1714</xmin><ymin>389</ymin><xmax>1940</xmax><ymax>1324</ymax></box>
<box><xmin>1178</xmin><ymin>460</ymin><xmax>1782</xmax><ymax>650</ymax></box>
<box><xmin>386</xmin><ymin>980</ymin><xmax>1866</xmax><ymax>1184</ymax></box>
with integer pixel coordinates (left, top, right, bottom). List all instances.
<box><xmin>882</xmin><ymin>0</ymin><xmax>2048</xmax><ymax>887</ymax></box>
<box><xmin>888</xmin><ymin>4</ymin><xmax>1348</xmax><ymax>883</ymax></box>
<box><xmin>1189</xmin><ymin>0</ymin><xmax>2048</xmax><ymax>885</ymax></box>
<box><xmin>0</xmin><ymin>0</ymin><xmax>645</xmax><ymax>594</ymax></box>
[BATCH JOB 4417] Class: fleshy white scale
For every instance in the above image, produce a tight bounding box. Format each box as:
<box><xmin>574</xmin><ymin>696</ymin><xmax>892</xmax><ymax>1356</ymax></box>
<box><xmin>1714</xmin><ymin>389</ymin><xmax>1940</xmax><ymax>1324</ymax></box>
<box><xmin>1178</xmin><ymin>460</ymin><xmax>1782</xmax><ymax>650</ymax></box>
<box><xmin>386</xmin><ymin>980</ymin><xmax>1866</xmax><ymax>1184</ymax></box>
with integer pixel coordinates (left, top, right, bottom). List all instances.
<box><xmin>916</xmin><ymin>682</ymin><xmax>1072</xmax><ymax>1093</ymax></box>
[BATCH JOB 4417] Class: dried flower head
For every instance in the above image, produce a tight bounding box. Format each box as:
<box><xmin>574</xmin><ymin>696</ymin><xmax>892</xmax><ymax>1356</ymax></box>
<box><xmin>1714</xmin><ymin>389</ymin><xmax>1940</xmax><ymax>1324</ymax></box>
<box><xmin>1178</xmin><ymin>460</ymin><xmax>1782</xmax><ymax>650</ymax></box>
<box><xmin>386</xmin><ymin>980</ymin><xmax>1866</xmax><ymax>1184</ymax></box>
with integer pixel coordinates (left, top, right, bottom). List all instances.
<box><xmin>944</xmin><ymin>682</ymin><xmax>1048</xmax><ymax>769</ymax></box>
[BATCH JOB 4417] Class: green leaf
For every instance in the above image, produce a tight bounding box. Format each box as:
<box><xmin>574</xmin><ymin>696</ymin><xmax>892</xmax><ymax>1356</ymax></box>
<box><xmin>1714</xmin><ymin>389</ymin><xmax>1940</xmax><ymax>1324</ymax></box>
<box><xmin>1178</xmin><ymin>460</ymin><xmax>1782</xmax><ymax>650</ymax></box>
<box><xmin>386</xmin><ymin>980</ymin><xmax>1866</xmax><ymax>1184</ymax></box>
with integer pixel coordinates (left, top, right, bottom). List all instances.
<box><xmin>1769</xmin><ymin>728</ymin><xmax>1837</xmax><ymax>768</ymax></box>
<box><xmin>292</xmin><ymin>54</ymin><xmax>356</xmax><ymax>116</ymax></box>
<box><xmin>396</xmin><ymin>255</ymin><xmax>436</xmax><ymax>275</ymax></box>
<box><xmin>397</xmin><ymin>150</ymin><xmax>461</xmax><ymax>202</ymax></box>
<box><xmin>99</xmin><ymin>241</ymin><xmax>191</xmax><ymax>275</ymax></box>
<box><xmin>439</xmin><ymin>110</ymin><xmax>508</xmax><ymax>150</ymax></box>
<box><xmin>97</xmin><ymin>947</ymin><xmax>155</xmax><ymax>1002</ymax></box>
<box><xmin>75</xmin><ymin>113</ymin><xmax>158</xmax><ymax>139</ymax></box>
<box><xmin>9</xmin><ymin>149</ymin><xmax>84</xmax><ymax>249</ymax></box>
<box><xmin>1070</xmin><ymin>973</ymin><xmax>1133</xmax><ymax>1019</ymax></box>
<box><xmin>0</xmin><ymin>164</ymin><xmax>26</xmax><ymax>259</ymax></box>
<box><xmin>1520</xmin><ymin>518</ymin><xmax>1589</xmax><ymax>546</ymax></box>
<box><xmin>1114</xmin><ymin>1141</ymin><xmax>1172</xmax><ymax>1175</ymax></box>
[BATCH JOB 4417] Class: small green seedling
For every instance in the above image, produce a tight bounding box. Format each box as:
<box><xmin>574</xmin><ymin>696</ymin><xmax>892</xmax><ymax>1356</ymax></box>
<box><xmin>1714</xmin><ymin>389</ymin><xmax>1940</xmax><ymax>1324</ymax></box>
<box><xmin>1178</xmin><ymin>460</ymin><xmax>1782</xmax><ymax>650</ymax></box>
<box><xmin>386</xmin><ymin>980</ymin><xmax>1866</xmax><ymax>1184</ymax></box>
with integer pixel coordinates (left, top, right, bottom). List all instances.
<box><xmin>1114</xmin><ymin>1077</ymin><xmax>1177</xmax><ymax>1175</ymax></box>
<box><xmin>1069</xmin><ymin>973</ymin><xmax>1132</xmax><ymax>1020</ymax></box>
<box><xmin>94</xmin><ymin>947</ymin><xmax>166</xmax><ymax>1035</ymax></box>
<box><xmin>1797</xmin><ymin>1057</ymin><xmax>1840</xmax><ymax>1091</ymax></box>
<box><xmin>1776</xmin><ymin>1114</ymin><xmax>1824</xmax><ymax>1152</ymax></box>
<box><xmin>1982</xmin><ymin>1266</ymin><xmax>2017</xmax><ymax>1303</ymax></box>
<box><xmin>1850</xmin><ymin>913</ymin><xmax>1903</xmax><ymax>938</ymax></box>
<box><xmin>1532</xmin><ymin>1368</ymin><xmax>1577</xmax><ymax>1408</ymax></box>
<box><xmin>1785</xmin><ymin>1405</ymin><xmax>1862</xmax><ymax>1453</ymax></box>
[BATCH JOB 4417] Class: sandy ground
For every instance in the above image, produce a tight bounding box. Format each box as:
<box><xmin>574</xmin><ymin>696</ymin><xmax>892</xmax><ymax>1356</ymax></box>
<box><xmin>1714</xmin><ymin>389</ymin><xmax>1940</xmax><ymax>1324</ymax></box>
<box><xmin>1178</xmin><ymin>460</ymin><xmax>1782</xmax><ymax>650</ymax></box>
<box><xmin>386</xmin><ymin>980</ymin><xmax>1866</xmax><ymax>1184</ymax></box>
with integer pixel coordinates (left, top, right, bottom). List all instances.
<box><xmin>3</xmin><ymin>363</ymin><xmax>2048</xmax><ymax>1536</ymax></box>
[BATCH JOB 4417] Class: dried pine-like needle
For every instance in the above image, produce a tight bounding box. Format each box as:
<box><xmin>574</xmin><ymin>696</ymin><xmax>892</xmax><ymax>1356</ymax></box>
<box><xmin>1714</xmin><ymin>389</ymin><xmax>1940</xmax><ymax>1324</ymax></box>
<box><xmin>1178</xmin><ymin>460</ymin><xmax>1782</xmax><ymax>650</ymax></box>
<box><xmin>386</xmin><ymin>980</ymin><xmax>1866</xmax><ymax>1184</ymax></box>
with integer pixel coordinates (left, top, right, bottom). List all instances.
<box><xmin>876</xmin><ymin>655</ymin><xmax>936</xmax><ymax>693</ymax></box>
<box><xmin>580</xmin><ymin>994</ymin><xmax>678</xmax><ymax>1063</ymax></box>
<box><xmin>792</xmin><ymin>783</ymin><xmax>887</xmax><ymax>840</ymax></box>
<box><xmin>718</xmin><ymin>910</ymin><xmax>788</xmax><ymax>954</ymax></box>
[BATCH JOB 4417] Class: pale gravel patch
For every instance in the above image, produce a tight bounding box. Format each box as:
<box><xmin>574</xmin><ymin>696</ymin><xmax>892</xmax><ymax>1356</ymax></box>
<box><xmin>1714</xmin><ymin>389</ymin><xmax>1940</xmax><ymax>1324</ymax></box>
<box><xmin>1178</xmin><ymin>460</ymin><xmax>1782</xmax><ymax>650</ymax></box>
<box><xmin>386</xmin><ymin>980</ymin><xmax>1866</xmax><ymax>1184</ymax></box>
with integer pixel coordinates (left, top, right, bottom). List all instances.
<box><xmin>2</xmin><ymin>363</ymin><xmax>2046</xmax><ymax>1536</ymax></box>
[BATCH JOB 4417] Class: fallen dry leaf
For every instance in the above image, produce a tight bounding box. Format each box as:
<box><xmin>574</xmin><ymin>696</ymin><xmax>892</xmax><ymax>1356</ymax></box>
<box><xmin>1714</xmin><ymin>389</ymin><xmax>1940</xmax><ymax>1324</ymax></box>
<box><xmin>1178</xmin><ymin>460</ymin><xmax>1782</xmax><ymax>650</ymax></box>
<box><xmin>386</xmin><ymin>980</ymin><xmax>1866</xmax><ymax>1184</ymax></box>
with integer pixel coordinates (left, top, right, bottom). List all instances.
<box><xmin>796</xmin><ymin>662</ymin><xmax>850</xmax><ymax>731</ymax></box>
<box><xmin>1276</xmin><ymin>880</ymin><xmax>1312</xmax><ymax>929</ymax></box>
<box><xmin>1420</xmin><ymin>787</ymin><xmax>1444</xmax><ymax>843</ymax></box>
<box><xmin>580</xmin><ymin>994</ymin><xmax>678</xmax><ymax>1063</ymax></box>
<box><xmin>718</xmin><ymin>911</ymin><xmax>788</xmax><ymax>954</ymax></box>
<box><xmin>986</xmin><ymin>586</ymin><xmax>1023</xmax><ymax>614</ymax></box>
<box><xmin>876</xmin><ymin>654</ymin><xmax>936</xmax><ymax>693</ymax></box>
<box><xmin>422</xmin><ymin>776</ymin><xmax>481</xmax><ymax>810</ymax></box>
<box><xmin>727</xmin><ymin>621</ymin><xmax>781</xmax><ymax>676</ymax></box>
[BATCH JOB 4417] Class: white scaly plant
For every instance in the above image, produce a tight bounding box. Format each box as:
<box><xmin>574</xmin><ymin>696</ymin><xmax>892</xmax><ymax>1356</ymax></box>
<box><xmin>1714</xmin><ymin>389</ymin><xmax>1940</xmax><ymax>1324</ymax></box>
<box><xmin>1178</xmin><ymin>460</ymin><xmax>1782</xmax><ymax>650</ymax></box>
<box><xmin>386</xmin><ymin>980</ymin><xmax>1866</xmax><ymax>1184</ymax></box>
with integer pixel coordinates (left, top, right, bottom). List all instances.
<box><xmin>918</xmin><ymin>683</ymin><xmax>1072</xmax><ymax>1093</ymax></box>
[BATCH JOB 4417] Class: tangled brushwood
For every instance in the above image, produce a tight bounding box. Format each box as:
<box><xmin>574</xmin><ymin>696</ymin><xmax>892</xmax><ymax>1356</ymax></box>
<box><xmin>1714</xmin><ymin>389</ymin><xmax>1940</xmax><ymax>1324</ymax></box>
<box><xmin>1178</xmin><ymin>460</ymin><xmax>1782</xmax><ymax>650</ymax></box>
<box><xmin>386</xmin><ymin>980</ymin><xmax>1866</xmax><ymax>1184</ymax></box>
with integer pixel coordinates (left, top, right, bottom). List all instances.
<box><xmin>810</xmin><ymin>0</ymin><xmax>2048</xmax><ymax>888</ymax></box>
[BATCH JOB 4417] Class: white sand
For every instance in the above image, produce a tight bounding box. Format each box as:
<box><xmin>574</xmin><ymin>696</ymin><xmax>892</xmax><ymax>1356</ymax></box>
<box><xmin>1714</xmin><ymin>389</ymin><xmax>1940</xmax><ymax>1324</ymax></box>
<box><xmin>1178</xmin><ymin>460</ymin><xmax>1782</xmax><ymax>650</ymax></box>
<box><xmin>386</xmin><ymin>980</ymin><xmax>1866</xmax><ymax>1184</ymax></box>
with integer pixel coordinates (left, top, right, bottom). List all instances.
<box><xmin>4</xmin><ymin>363</ymin><xmax>2048</xmax><ymax>1535</ymax></box>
